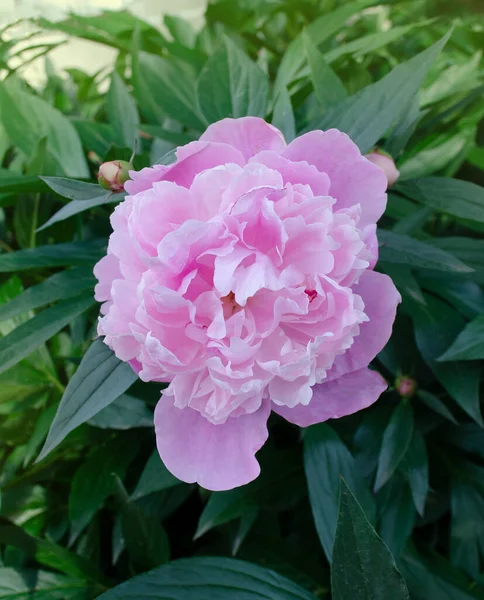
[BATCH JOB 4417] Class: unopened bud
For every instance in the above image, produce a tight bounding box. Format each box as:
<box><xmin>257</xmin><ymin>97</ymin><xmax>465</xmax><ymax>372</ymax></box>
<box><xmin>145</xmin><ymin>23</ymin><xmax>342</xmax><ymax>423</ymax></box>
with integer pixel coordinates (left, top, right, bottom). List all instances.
<box><xmin>395</xmin><ymin>375</ymin><xmax>417</xmax><ymax>398</ymax></box>
<box><xmin>365</xmin><ymin>149</ymin><xmax>400</xmax><ymax>187</ymax></box>
<box><xmin>98</xmin><ymin>160</ymin><xmax>132</xmax><ymax>192</ymax></box>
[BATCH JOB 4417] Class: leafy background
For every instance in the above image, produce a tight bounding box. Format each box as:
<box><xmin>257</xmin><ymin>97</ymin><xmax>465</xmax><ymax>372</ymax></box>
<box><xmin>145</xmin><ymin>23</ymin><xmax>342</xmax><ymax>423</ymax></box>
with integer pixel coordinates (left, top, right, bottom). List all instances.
<box><xmin>0</xmin><ymin>0</ymin><xmax>483</xmax><ymax>597</ymax></box>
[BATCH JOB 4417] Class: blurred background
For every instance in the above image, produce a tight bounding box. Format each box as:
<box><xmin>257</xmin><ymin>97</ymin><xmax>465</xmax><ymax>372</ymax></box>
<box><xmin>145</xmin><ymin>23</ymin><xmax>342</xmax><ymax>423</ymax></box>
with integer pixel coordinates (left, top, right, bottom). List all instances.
<box><xmin>1</xmin><ymin>0</ymin><xmax>207</xmax><ymax>86</ymax></box>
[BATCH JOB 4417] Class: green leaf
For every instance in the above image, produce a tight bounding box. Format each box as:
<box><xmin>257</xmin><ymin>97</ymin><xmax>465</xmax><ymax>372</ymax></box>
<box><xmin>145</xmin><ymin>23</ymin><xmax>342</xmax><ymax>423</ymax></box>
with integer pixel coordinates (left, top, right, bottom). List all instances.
<box><xmin>325</xmin><ymin>23</ymin><xmax>426</xmax><ymax>65</ymax></box>
<box><xmin>418</xmin><ymin>276</ymin><xmax>484</xmax><ymax>320</ymax></box>
<box><xmin>397</xmin><ymin>177</ymin><xmax>484</xmax><ymax>224</ymax></box>
<box><xmin>450</xmin><ymin>480</ymin><xmax>484</xmax><ymax>579</ymax></box>
<box><xmin>0</xmin><ymin>169</ymin><xmax>50</xmax><ymax>194</ymax></box>
<box><xmin>378</xmin><ymin>230</ymin><xmax>473</xmax><ymax>274</ymax></box>
<box><xmin>114</xmin><ymin>476</ymin><xmax>169</xmax><ymax>571</ymax></box>
<box><xmin>374</xmin><ymin>402</ymin><xmax>414</xmax><ymax>492</ymax></box>
<box><xmin>274</xmin><ymin>0</ymin><xmax>372</xmax><ymax>97</ymax></box>
<box><xmin>38</xmin><ymin>339</ymin><xmax>138</xmax><ymax>461</ymax></box>
<box><xmin>398</xmin><ymin>133</ymin><xmax>471</xmax><ymax>181</ymax></box>
<box><xmin>164</xmin><ymin>15</ymin><xmax>196</xmax><ymax>48</ymax></box>
<box><xmin>427</xmin><ymin>237</ymin><xmax>484</xmax><ymax>284</ymax></box>
<box><xmin>0</xmin><ymin>81</ymin><xmax>88</xmax><ymax>178</ymax></box>
<box><xmin>417</xmin><ymin>390</ymin><xmax>457</xmax><ymax>424</ymax></box>
<box><xmin>303</xmin><ymin>32</ymin><xmax>346</xmax><ymax>111</ymax></box>
<box><xmin>38</xmin><ymin>191</ymin><xmax>124</xmax><ymax>231</ymax></box>
<box><xmin>131</xmin><ymin>450</ymin><xmax>180</xmax><ymax>501</ymax></box>
<box><xmin>0</xmin><ymin>239</ymin><xmax>105</xmax><ymax>272</ymax></box>
<box><xmin>409</xmin><ymin>295</ymin><xmax>482</xmax><ymax>425</ymax></box>
<box><xmin>0</xmin><ymin>267</ymin><xmax>95</xmax><ymax>322</ymax></box>
<box><xmin>107</xmin><ymin>72</ymin><xmax>140</xmax><ymax>149</ymax></box>
<box><xmin>421</xmin><ymin>51</ymin><xmax>482</xmax><ymax>107</ymax></box>
<box><xmin>134</xmin><ymin>52</ymin><xmax>206</xmax><ymax>129</ymax></box>
<box><xmin>69</xmin><ymin>436</ymin><xmax>137</xmax><ymax>542</ymax></box>
<box><xmin>304</xmin><ymin>423</ymin><xmax>375</xmax><ymax>561</ymax></box>
<box><xmin>97</xmin><ymin>556</ymin><xmax>317</xmax><ymax>600</ymax></box>
<box><xmin>401</xmin><ymin>552</ymin><xmax>484</xmax><ymax>600</ymax></box>
<box><xmin>377</xmin><ymin>476</ymin><xmax>416</xmax><ymax>559</ymax></box>
<box><xmin>40</xmin><ymin>177</ymin><xmax>100</xmax><ymax>200</ymax></box>
<box><xmin>0</xmin><ymin>567</ymin><xmax>103</xmax><ymax>599</ymax></box>
<box><xmin>437</xmin><ymin>315</ymin><xmax>484</xmax><ymax>362</ymax></box>
<box><xmin>72</xmin><ymin>119</ymin><xmax>114</xmax><ymax>157</ymax></box>
<box><xmin>0</xmin><ymin>518</ymin><xmax>107</xmax><ymax>584</ymax></box>
<box><xmin>197</xmin><ymin>36</ymin><xmax>269</xmax><ymax>122</ymax></box>
<box><xmin>331</xmin><ymin>480</ymin><xmax>410</xmax><ymax>600</ymax></box>
<box><xmin>88</xmin><ymin>393</ymin><xmax>153</xmax><ymax>430</ymax></box>
<box><xmin>0</xmin><ymin>293</ymin><xmax>95</xmax><ymax>375</ymax></box>
<box><xmin>195</xmin><ymin>450</ymin><xmax>304</xmax><ymax>539</ymax></box>
<box><xmin>272</xmin><ymin>86</ymin><xmax>295</xmax><ymax>143</ymax></box>
<box><xmin>384</xmin><ymin>96</ymin><xmax>421</xmax><ymax>158</ymax></box>
<box><xmin>306</xmin><ymin>31</ymin><xmax>451</xmax><ymax>152</ymax></box>
<box><xmin>402</xmin><ymin>431</ymin><xmax>429</xmax><ymax>517</ymax></box>
<box><xmin>392</xmin><ymin>206</ymin><xmax>433</xmax><ymax>236</ymax></box>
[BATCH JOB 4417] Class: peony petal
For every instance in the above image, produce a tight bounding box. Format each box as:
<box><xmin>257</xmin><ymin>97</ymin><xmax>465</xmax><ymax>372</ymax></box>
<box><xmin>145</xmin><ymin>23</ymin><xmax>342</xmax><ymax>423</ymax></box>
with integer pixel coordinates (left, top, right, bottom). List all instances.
<box><xmin>93</xmin><ymin>253</ymin><xmax>121</xmax><ymax>304</ymax></box>
<box><xmin>273</xmin><ymin>367</ymin><xmax>387</xmax><ymax>427</ymax></box>
<box><xmin>125</xmin><ymin>142</ymin><xmax>245</xmax><ymax>195</ymax></box>
<box><xmin>327</xmin><ymin>270</ymin><xmax>401</xmax><ymax>381</ymax></box>
<box><xmin>251</xmin><ymin>151</ymin><xmax>330</xmax><ymax>196</ymax></box>
<box><xmin>154</xmin><ymin>396</ymin><xmax>270</xmax><ymax>490</ymax></box>
<box><xmin>283</xmin><ymin>129</ymin><xmax>387</xmax><ymax>227</ymax></box>
<box><xmin>200</xmin><ymin>117</ymin><xmax>286</xmax><ymax>161</ymax></box>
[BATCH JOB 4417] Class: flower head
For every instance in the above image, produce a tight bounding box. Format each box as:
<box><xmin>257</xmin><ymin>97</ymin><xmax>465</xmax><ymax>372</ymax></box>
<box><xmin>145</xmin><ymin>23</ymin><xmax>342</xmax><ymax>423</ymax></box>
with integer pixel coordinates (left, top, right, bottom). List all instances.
<box><xmin>94</xmin><ymin>117</ymin><xmax>400</xmax><ymax>490</ymax></box>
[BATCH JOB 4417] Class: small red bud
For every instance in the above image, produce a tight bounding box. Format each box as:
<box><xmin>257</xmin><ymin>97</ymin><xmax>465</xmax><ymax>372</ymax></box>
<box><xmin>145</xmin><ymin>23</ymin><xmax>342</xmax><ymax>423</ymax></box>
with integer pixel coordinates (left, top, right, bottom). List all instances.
<box><xmin>98</xmin><ymin>160</ymin><xmax>132</xmax><ymax>192</ymax></box>
<box><xmin>365</xmin><ymin>148</ymin><xmax>400</xmax><ymax>187</ymax></box>
<box><xmin>395</xmin><ymin>375</ymin><xmax>417</xmax><ymax>398</ymax></box>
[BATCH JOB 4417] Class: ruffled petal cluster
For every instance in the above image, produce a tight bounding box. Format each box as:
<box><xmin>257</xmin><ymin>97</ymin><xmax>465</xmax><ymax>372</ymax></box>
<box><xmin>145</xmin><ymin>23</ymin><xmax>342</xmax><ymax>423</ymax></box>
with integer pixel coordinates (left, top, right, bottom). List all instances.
<box><xmin>94</xmin><ymin>117</ymin><xmax>400</xmax><ymax>490</ymax></box>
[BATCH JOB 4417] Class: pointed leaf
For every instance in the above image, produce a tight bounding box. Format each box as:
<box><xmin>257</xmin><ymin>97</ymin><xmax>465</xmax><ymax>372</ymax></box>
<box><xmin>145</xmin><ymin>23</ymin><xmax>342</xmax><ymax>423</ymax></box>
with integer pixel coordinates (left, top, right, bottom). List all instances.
<box><xmin>0</xmin><ymin>267</ymin><xmax>96</xmax><ymax>322</ymax></box>
<box><xmin>402</xmin><ymin>431</ymin><xmax>429</xmax><ymax>516</ymax></box>
<box><xmin>397</xmin><ymin>177</ymin><xmax>484</xmax><ymax>224</ymax></box>
<box><xmin>97</xmin><ymin>556</ymin><xmax>317</xmax><ymax>600</ymax></box>
<box><xmin>378</xmin><ymin>230</ymin><xmax>473</xmax><ymax>274</ymax></box>
<box><xmin>88</xmin><ymin>393</ymin><xmax>153</xmax><ymax>430</ymax></box>
<box><xmin>331</xmin><ymin>480</ymin><xmax>410</xmax><ymax>600</ymax></box>
<box><xmin>410</xmin><ymin>296</ymin><xmax>482</xmax><ymax>425</ymax></box>
<box><xmin>113</xmin><ymin>476</ymin><xmax>169</xmax><ymax>571</ymax></box>
<box><xmin>303</xmin><ymin>32</ymin><xmax>346</xmax><ymax>111</ymax></box>
<box><xmin>304</xmin><ymin>423</ymin><xmax>375</xmax><ymax>561</ymax></box>
<box><xmin>0</xmin><ymin>293</ymin><xmax>95</xmax><ymax>375</ymax></box>
<box><xmin>272</xmin><ymin>86</ymin><xmax>295</xmax><ymax>142</ymax></box>
<box><xmin>0</xmin><ymin>240</ymin><xmax>105</xmax><ymax>272</ymax></box>
<box><xmin>131</xmin><ymin>450</ymin><xmax>180</xmax><ymax>501</ymax></box>
<box><xmin>69</xmin><ymin>436</ymin><xmax>138</xmax><ymax>542</ymax></box>
<box><xmin>437</xmin><ymin>315</ymin><xmax>484</xmax><ymax>362</ymax></box>
<box><xmin>306</xmin><ymin>31</ymin><xmax>451</xmax><ymax>152</ymax></box>
<box><xmin>38</xmin><ymin>192</ymin><xmax>124</xmax><ymax>231</ymax></box>
<box><xmin>107</xmin><ymin>71</ymin><xmax>140</xmax><ymax>149</ymax></box>
<box><xmin>374</xmin><ymin>402</ymin><xmax>414</xmax><ymax>492</ymax></box>
<box><xmin>38</xmin><ymin>339</ymin><xmax>138</xmax><ymax>461</ymax></box>
<box><xmin>197</xmin><ymin>36</ymin><xmax>269</xmax><ymax>122</ymax></box>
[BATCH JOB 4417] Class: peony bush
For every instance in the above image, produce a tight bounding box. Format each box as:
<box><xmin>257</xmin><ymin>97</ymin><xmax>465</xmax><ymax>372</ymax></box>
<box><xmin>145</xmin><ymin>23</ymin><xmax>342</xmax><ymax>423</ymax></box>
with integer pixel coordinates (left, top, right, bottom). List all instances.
<box><xmin>0</xmin><ymin>1</ymin><xmax>483</xmax><ymax>598</ymax></box>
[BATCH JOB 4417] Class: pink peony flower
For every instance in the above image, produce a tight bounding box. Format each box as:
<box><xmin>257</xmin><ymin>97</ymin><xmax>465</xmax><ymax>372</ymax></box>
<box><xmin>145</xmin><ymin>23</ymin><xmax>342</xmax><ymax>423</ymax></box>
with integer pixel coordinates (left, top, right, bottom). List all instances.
<box><xmin>94</xmin><ymin>117</ymin><xmax>400</xmax><ymax>491</ymax></box>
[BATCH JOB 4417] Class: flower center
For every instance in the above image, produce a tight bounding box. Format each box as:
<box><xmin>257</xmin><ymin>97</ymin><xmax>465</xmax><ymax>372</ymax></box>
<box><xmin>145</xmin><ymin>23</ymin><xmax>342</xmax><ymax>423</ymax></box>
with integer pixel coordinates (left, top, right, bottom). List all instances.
<box><xmin>221</xmin><ymin>292</ymin><xmax>242</xmax><ymax>318</ymax></box>
<box><xmin>305</xmin><ymin>289</ymin><xmax>318</xmax><ymax>303</ymax></box>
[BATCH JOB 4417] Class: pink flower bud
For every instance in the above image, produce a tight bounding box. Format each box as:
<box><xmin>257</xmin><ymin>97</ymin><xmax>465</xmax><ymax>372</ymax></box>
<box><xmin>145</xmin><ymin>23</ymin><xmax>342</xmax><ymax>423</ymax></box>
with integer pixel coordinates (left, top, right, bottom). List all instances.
<box><xmin>98</xmin><ymin>160</ymin><xmax>132</xmax><ymax>192</ymax></box>
<box><xmin>365</xmin><ymin>149</ymin><xmax>400</xmax><ymax>187</ymax></box>
<box><xmin>395</xmin><ymin>375</ymin><xmax>417</xmax><ymax>398</ymax></box>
